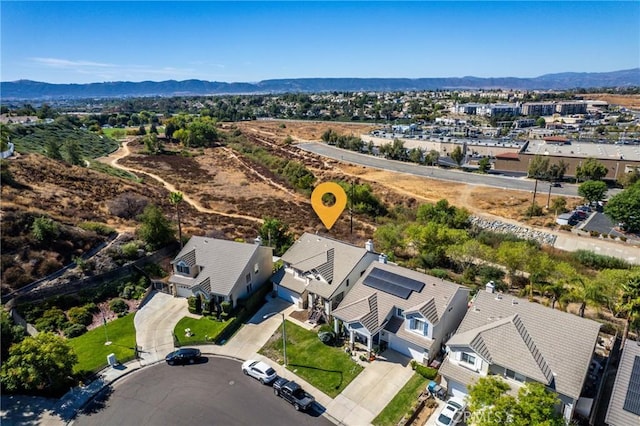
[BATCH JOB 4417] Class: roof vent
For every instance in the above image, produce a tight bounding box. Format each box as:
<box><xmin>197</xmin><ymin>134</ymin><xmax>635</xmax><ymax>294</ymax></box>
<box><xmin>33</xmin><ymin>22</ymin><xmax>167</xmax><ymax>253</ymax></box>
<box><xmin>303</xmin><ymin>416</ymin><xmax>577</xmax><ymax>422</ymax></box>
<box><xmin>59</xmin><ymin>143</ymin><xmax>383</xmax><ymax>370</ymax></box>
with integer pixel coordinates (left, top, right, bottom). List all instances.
<box><xmin>495</xmin><ymin>293</ymin><xmax>503</xmax><ymax>300</ymax></box>
<box><xmin>512</xmin><ymin>299</ymin><xmax>518</xmax><ymax>305</ymax></box>
<box><xmin>378</xmin><ymin>253</ymin><xmax>387</xmax><ymax>264</ymax></box>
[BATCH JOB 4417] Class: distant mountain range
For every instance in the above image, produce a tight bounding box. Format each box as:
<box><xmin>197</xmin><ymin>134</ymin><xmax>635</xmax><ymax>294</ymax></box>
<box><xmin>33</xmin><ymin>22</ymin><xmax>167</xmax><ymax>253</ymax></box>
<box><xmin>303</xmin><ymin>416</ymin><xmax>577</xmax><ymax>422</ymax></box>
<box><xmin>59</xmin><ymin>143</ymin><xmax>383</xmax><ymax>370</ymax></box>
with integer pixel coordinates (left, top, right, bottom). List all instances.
<box><xmin>2</xmin><ymin>69</ymin><xmax>639</xmax><ymax>100</ymax></box>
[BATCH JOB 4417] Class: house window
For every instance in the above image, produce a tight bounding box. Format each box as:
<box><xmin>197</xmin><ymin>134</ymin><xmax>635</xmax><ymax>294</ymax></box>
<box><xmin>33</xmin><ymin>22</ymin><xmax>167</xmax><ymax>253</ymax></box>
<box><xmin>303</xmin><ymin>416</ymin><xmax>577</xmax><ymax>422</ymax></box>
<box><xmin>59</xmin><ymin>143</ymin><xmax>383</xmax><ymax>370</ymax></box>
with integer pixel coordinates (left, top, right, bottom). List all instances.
<box><xmin>461</xmin><ymin>352</ymin><xmax>476</xmax><ymax>366</ymax></box>
<box><xmin>246</xmin><ymin>273</ymin><xmax>251</xmax><ymax>284</ymax></box>
<box><xmin>346</xmin><ymin>279</ymin><xmax>350</xmax><ymax>287</ymax></box>
<box><xmin>505</xmin><ymin>369</ymin><xmax>526</xmax><ymax>383</ymax></box>
<box><xmin>254</xmin><ymin>263</ymin><xmax>259</xmax><ymax>274</ymax></box>
<box><xmin>396</xmin><ymin>308</ymin><xmax>404</xmax><ymax>318</ymax></box>
<box><xmin>246</xmin><ymin>283</ymin><xmax>253</xmax><ymax>294</ymax></box>
<box><xmin>409</xmin><ymin>318</ymin><xmax>428</xmax><ymax>336</ymax></box>
<box><xmin>176</xmin><ymin>262</ymin><xmax>189</xmax><ymax>275</ymax></box>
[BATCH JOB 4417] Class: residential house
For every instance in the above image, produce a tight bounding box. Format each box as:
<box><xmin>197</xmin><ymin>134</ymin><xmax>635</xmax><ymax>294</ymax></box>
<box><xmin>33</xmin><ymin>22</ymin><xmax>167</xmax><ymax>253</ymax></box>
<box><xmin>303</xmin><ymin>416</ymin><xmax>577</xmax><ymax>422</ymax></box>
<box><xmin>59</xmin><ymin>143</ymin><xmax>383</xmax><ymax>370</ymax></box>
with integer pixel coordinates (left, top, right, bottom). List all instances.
<box><xmin>332</xmin><ymin>262</ymin><xmax>470</xmax><ymax>363</ymax></box>
<box><xmin>168</xmin><ymin>236</ymin><xmax>273</xmax><ymax>308</ymax></box>
<box><xmin>439</xmin><ymin>284</ymin><xmax>601</xmax><ymax>423</ymax></box>
<box><xmin>605</xmin><ymin>339</ymin><xmax>640</xmax><ymax>426</ymax></box>
<box><xmin>271</xmin><ymin>233</ymin><xmax>379</xmax><ymax>322</ymax></box>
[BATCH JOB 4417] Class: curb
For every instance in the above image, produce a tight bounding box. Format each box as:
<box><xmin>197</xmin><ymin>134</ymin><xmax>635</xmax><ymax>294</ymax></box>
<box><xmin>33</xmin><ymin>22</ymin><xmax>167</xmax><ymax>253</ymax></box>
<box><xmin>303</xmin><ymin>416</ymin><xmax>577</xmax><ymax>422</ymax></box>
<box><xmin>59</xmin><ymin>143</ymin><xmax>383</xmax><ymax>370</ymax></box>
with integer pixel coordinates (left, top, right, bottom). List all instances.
<box><xmin>64</xmin><ymin>358</ymin><xmax>163</xmax><ymax>425</ymax></box>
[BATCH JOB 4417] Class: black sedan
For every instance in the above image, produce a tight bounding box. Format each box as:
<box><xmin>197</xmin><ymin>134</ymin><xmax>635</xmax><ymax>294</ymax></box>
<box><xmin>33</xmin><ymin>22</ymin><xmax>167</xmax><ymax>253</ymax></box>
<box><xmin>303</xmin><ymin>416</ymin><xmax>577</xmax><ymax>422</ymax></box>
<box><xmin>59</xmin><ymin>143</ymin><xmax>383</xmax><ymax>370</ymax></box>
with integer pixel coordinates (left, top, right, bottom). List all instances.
<box><xmin>165</xmin><ymin>348</ymin><xmax>201</xmax><ymax>365</ymax></box>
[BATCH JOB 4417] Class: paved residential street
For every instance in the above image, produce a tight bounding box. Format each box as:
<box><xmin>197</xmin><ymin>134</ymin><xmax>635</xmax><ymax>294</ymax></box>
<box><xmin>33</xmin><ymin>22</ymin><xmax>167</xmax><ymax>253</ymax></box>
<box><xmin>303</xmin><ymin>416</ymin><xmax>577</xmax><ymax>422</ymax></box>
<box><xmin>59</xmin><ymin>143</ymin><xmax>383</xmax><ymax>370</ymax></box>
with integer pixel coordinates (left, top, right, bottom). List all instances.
<box><xmin>72</xmin><ymin>357</ymin><xmax>332</xmax><ymax>426</ymax></box>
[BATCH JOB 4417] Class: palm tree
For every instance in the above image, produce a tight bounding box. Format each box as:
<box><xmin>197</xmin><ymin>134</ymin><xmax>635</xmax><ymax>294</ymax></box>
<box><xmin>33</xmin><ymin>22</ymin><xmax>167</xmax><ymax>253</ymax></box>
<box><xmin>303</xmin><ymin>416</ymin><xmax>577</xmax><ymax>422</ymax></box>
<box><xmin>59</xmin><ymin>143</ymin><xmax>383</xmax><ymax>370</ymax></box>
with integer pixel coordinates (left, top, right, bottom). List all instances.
<box><xmin>541</xmin><ymin>282</ymin><xmax>567</xmax><ymax>310</ymax></box>
<box><xmin>169</xmin><ymin>191</ymin><xmax>184</xmax><ymax>248</ymax></box>
<box><xmin>567</xmin><ymin>276</ymin><xmax>607</xmax><ymax>318</ymax></box>
<box><xmin>616</xmin><ymin>273</ymin><xmax>640</xmax><ymax>341</ymax></box>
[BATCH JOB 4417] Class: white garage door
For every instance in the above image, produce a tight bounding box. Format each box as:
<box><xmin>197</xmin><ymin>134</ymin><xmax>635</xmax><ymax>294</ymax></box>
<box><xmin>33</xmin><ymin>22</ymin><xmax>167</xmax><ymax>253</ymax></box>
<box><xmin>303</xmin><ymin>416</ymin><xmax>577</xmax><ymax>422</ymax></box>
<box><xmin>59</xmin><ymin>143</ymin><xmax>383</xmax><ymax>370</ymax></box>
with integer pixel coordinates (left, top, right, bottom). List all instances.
<box><xmin>388</xmin><ymin>335</ymin><xmax>426</xmax><ymax>362</ymax></box>
<box><xmin>447</xmin><ymin>380</ymin><xmax>468</xmax><ymax>399</ymax></box>
<box><xmin>277</xmin><ymin>285</ymin><xmax>300</xmax><ymax>305</ymax></box>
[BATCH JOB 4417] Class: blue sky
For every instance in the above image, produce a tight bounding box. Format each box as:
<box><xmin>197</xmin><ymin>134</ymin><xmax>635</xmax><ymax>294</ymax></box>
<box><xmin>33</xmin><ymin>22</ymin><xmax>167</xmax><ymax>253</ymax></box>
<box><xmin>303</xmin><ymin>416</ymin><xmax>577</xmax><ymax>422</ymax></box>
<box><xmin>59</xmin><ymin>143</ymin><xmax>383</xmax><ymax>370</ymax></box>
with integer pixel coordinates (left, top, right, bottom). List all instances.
<box><xmin>2</xmin><ymin>1</ymin><xmax>639</xmax><ymax>84</ymax></box>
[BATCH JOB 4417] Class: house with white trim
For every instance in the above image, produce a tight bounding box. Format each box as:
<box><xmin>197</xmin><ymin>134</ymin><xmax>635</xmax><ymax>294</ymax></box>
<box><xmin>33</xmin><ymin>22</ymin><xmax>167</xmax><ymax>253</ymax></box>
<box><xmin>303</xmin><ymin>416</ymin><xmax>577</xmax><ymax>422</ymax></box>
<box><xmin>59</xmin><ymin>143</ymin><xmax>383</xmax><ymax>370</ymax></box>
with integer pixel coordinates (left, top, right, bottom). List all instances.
<box><xmin>332</xmin><ymin>262</ymin><xmax>470</xmax><ymax>363</ymax></box>
<box><xmin>439</xmin><ymin>284</ymin><xmax>601</xmax><ymax>423</ymax></box>
<box><xmin>271</xmin><ymin>233</ymin><xmax>379</xmax><ymax>322</ymax></box>
<box><xmin>168</xmin><ymin>236</ymin><xmax>273</xmax><ymax>308</ymax></box>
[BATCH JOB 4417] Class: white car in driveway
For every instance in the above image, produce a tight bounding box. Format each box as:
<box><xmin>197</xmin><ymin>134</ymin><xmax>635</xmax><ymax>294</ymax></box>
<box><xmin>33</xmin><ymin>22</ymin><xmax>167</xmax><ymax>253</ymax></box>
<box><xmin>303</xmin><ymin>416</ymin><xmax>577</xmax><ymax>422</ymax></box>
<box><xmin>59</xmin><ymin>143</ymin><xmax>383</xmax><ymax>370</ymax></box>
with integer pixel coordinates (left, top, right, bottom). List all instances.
<box><xmin>435</xmin><ymin>396</ymin><xmax>466</xmax><ymax>426</ymax></box>
<box><xmin>241</xmin><ymin>359</ymin><xmax>277</xmax><ymax>384</ymax></box>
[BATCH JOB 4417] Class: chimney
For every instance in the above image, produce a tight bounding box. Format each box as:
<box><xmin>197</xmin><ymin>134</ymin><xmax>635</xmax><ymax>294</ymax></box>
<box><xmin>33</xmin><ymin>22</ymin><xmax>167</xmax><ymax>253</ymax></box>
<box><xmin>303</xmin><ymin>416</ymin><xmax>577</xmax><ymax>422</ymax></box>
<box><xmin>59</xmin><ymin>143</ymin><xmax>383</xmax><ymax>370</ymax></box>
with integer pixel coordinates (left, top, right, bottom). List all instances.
<box><xmin>378</xmin><ymin>253</ymin><xmax>387</xmax><ymax>264</ymax></box>
<box><xmin>365</xmin><ymin>239</ymin><xmax>374</xmax><ymax>252</ymax></box>
<box><xmin>254</xmin><ymin>235</ymin><xmax>263</xmax><ymax>246</ymax></box>
<box><xmin>485</xmin><ymin>281</ymin><xmax>495</xmax><ymax>294</ymax></box>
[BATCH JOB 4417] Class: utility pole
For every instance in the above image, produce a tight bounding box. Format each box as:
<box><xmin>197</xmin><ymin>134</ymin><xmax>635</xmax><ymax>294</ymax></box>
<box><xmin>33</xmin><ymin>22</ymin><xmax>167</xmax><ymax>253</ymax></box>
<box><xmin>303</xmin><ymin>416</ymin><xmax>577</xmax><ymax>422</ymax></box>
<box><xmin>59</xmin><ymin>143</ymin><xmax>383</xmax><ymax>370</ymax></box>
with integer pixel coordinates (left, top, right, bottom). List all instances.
<box><xmin>350</xmin><ymin>181</ymin><xmax>354</xmax><ymax>235</ymax></box>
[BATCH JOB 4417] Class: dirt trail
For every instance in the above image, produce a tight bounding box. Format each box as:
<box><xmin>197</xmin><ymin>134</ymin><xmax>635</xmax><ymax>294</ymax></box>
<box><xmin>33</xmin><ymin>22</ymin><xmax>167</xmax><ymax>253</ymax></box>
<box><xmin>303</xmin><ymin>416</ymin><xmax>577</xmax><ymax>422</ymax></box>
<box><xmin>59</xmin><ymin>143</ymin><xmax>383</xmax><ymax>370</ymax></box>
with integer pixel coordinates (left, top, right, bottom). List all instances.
<box><xmin>100</xmin><ymin>140</ymin><xmax>264</xmax><ymax>224</ymax></box>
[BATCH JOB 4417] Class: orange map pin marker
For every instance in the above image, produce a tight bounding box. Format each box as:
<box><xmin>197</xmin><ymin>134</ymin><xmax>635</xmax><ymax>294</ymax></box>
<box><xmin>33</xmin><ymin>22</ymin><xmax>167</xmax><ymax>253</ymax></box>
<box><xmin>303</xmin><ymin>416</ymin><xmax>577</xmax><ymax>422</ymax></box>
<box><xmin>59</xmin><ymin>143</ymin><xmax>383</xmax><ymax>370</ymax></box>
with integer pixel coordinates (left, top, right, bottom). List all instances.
<box><xmin>311</xmin><ymin>182</ymin><xmax>348</xmax><ymax>230</ymax></box>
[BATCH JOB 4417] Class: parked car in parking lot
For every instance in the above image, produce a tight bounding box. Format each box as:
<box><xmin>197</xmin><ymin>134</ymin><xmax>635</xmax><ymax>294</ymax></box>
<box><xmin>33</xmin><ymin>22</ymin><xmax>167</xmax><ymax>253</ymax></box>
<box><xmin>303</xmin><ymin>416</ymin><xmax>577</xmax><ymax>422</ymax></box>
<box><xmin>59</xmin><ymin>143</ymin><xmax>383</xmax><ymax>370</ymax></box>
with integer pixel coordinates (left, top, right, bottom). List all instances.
<box><xmin>435</xmin><ymin>396</ymin><xmax>467</xmax><ymax>426</ymax></box>
<box><xmin>574</xmin><ymin>210</ymin><xmax>588</xmax><ymax>220</ymax></box>
<box><xmin>165</xmin><ymin>348</ymin><xmax>201</xmax><ymax>365</ymax></box>
<box><xmin>242</xmin><ymin>359</ymin><xmax>277</xmax><ymax>384</ymax></box>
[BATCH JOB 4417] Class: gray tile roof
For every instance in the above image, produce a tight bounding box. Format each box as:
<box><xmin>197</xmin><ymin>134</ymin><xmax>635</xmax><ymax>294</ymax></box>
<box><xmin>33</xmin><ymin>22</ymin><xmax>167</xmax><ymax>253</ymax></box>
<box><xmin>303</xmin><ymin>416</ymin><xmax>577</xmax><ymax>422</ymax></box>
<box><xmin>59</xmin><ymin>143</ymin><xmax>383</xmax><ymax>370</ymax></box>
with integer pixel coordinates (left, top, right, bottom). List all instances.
<box><xmin>173</xmin><ymin>249</ymin><xmax>197</xmax><ymax>267</ymax></box>
<box><xmin>606</xmin><ymin>340</ymin><xmax>640</xmax><ymax>426</ymax></box>
<box><xmin>332</xmin><ymin>262</ymin><xmax>469</xmax><ymax>336</ymax></box>
<box><xmin>169</xmin><ymin>236</ymin><xmax>271</xmax><ymax>296</ymax></box>
<box><xmin>447</xmin><ymin>290</ymin><xmax>601</xmax><ymax>400</ymax></box>
<box><xmin>279</xmin><ymin>233</ymin><xmax>372</xmax><ymax>299</ymax></box>
<box><xmin>385</xmin><ymin>316</ymin><xmax>436</xmax><ymax>352</ymax></box>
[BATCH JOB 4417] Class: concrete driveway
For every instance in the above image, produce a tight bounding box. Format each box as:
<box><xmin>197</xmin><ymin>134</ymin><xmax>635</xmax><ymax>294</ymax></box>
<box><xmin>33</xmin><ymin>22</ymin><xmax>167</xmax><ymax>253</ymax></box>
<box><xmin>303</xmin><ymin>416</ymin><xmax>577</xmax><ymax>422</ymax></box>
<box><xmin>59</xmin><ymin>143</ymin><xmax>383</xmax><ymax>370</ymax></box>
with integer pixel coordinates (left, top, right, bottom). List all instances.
<box><xmin>134</xmin><ymin>292</ymin><xmax>190</xmax><ymax>365</ymax></box>
<box><xmin>325</xmin><ymin>350</ymin><xmax>414</xmax><ymax>426</ymax></box>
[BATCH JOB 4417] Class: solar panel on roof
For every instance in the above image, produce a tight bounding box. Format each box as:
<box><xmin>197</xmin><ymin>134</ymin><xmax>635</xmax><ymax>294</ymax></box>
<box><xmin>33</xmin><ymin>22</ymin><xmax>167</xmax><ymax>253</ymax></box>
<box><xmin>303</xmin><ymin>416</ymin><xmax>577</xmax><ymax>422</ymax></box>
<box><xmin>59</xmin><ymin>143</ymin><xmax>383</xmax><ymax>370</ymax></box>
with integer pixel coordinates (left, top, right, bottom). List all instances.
<box><xmin>368</xmin><ymin>267</ymin><xmax>425</xmax><ymax>292</ymax></box>
<box><xmin>624</xmin><ymin>356</ymin><xmax>640</xmax><ymax>415</ymax></box>
<box><xmin>363</xmin><ymin>275</ymin><xmax>412</xmax><ymax>299</ymax></box>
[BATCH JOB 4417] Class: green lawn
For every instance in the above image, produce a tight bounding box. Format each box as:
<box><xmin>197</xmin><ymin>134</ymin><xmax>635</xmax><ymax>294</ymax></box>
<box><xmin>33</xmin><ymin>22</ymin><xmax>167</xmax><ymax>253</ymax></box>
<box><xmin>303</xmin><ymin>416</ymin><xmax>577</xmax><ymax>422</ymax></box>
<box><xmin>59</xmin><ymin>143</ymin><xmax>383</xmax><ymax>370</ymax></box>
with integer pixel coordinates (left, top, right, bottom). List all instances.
<box><xmin>258</xmin><ymin>321</ymin><xmax>363</xmax><ymax>397</ymax></box>
<box><xmin>372</xmin><ymin>373</ymin><xmax>429</xmax><ymax>426</ymax></box>
<box><xmin>174</xmin><ymin>316</ymin><xmax>233</xmax><ymax>345</ymax></box>
<box><xmin>68</xmin><ymin>313</ymin><xmax>136</xmax><ymax>374</ymax></box>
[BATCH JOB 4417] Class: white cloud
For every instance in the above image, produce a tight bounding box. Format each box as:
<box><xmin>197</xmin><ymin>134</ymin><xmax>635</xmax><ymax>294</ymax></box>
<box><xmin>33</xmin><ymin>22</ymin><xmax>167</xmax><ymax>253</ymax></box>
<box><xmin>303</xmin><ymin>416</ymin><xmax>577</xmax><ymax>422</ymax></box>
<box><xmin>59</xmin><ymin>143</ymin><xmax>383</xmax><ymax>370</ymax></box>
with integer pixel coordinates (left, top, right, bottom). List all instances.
<box><xmin>30</xmin><ymin>57</ymin><xmax>113</xmax><ymax>68</ymax></box>
<box><xmin>28</xmin><ymin>57</ymin><xmax>201</xmax><ymax>81</ymax></box>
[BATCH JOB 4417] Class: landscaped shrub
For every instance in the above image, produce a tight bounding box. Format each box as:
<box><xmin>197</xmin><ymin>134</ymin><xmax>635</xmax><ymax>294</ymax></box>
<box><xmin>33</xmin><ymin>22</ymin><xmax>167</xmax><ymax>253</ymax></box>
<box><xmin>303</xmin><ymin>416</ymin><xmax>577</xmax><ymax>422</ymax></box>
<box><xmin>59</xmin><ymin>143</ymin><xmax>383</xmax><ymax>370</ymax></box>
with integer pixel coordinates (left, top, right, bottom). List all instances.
<box><xmin>318</xmin><ymin>324</ymin><xmax>333</xmax><ymax>334</ymax></box>
<box><xmin>109</xmin><ymin>298</ymin><xmax>128</xmax><ymax>315</ymax></box>
<box><xmin>318</xmin><ymin>331</ymin><xmax>336</xmax><ymax>345</ymax></box>
<box><xmin>67</xmin><ymin>306</ymin><xmax>93</xmax><ymax>326</ymax></box>
<box><xmin>220</xmin><ymin>301</ymin><xmax>232</xmax><ymax>315</ymax></box>
<box><xmin>414</xmin><ymin>364</ymin><xmax>438</xmax><ymax>380</ymax></box>
<box><xmin>590</xmin><ymin>230</ymin><xmax>601</xmax><ymax>237</ymax></box>
<box><xmin>83</xmin><ymin>303</ymin><xmax>99</xmax><ymax>314</ymax></box>
<box><xmin>34</xmin><ymin>307</ymin><xmax>68</xmax><ymax>332</ymax></box>
<box><xmin>63</xmin><ymin>323</ymin><xmax>87</xmax><ymax>338</ymax></box>
<box><xmin>188</xmin><ymin>296</ymin><xmax>201</xmax><ymax>314</ymax></box>
<box><xmin>143</xmin><ymin>262</ymin><xmax>167</xmax><ymax>278</ymax></box>
<box><xmin>560</xmin><ymin>225</ymin><xmax>573</xmax><ymax>231</ymax></box>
